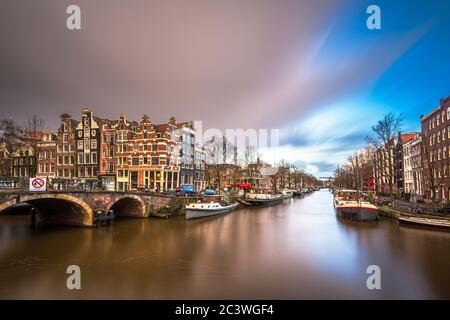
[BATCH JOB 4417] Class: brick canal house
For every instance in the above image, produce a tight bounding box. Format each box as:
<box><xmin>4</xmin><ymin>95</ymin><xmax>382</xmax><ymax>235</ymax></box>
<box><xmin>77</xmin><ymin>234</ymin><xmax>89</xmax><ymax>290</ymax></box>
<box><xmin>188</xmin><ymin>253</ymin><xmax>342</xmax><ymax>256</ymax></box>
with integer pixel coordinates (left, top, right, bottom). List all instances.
<box><xmin>11</xmin><ymin>144</ymin><xmax>36</xmax><ymax>179</ymax></box>
<box><xmin>409</xmin><ymin>135</ymin><xmax>423</xmax><ymax>201</ymax></box>
<box><xmin>10</xmin><ymin>130</ymin><xmax>44</xmax><ymax>180</ymax></box>
<box><xmin>98</xmin><ymin>119</ymin><xmax>117</xmax><ymax>190</ymax></box>
<box><xmin>373</xmin><ymin>133</ymin><xmax>418</xmax><ymax>196</ymax></box>
<box><xmin>420</xmin><ymin>96</ymin><xmax>450</xmax><ymax>203</ymax></box>
<box><xmin>373</xmin><ymin>140</ymin><xmax>396</xmax><ymax>195</ymax></box>
<box><xmin>396</xmin><ymin>132</ymin><xmax>419</xmax><ymax>196</ymax></box>
<box><xmin>115</xmin><ymin>115</ymin><xmax>180</xmax><ymax>192</ymax></box>
<box><xmin>176</xmin><ymin>121</ymin><xmax>206</xmax><ymax>190</ymax></box>
<box><xmin>194</xmin><ymin>146</ymin><xmax>206</xmax><ymax>191</ymax></box>
<box><xmin>75</xmin><ymin>108</ymin><xmax>101</xmax><ymax>189</ymax></box>
<box><xmin>177</xmin><ymin>122</ymin><xmax>195</xmax><ymax>186</ymax></box>
<box><xmin>36</xmin><ymin>132</ymin><xmax>57</xmax><ymax>181</ymax></box>
<box><xmin>55</xmin><ymin>114</ymin><xmax>78</xmax><ymax>188</ymax></box>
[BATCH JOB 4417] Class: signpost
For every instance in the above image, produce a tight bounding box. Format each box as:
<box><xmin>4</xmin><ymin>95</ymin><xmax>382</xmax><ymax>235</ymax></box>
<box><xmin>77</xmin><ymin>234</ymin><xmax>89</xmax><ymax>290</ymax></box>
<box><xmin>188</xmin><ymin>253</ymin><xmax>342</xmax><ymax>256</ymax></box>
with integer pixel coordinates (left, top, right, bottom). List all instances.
<box><xmin>29</xmin><ymin>177</ymin><xmax>47</xmax><ymax>192</ymax></box>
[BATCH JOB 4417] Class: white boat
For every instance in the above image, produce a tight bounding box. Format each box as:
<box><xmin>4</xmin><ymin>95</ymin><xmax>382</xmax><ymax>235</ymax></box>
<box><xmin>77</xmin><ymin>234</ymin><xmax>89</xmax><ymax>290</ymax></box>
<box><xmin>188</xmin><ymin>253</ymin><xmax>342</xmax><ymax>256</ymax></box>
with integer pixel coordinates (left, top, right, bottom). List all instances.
<box><xmin>244</xmin><ymin>193</ymin><xmax>284</xmax><ymax>205</ymax></box>
<box><xmin>186</xmin><ymin>201</ymin><xmax>239</xmax><ymax>220</ymax></box>
<box><xmin>281</xmin><ymin>189</ymin><xmax>294</xmax><ymax>198</ymax></box>
<box><xmin>334</xmin><ymin>190</ymin><xmax>379</xmax><ymax>221</ymax></box>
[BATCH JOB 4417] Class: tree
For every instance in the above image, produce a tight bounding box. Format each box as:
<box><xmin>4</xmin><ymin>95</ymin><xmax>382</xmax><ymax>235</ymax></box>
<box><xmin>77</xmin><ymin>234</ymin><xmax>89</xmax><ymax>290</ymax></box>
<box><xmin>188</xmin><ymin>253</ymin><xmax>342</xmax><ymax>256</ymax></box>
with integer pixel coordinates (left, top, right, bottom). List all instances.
<box><xmin>421</xmin><ymin>139</ymin><xmax>447</xmax><ymax>209</ymax></box>
<box><xmin>366</xmin><ymin>112</ymin><xmax>403</xmax><ymax>200</ymax></box>
<box><xmin>204</xmin><ymin>135</ymin><xmax>235</xmax><ymax>191</ymax></box>
<box><xmin>0</xmin><ymin>118</ymin><xmax>22</xmax><ymax>177</ymax></box>
<box><xmin>242</xmin><ymin>145</ymin><xmax>259</xmax><ymax>186</ymax></box>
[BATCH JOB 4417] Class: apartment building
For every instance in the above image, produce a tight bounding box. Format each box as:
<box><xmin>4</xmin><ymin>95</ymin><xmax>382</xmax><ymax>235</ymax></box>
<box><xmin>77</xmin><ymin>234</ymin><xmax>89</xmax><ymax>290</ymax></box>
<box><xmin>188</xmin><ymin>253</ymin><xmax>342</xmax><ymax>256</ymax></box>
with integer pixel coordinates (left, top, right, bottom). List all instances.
<box><xmin>420</xmin><ymin>96</ymin><xmax>450</xmax><ymax>203</ymax></box>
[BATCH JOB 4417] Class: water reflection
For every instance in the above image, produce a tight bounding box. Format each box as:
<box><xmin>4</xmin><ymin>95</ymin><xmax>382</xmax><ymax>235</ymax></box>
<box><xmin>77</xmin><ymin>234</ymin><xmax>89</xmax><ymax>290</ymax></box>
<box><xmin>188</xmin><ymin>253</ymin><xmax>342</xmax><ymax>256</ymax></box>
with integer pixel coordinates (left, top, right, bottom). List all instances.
<box><xmin>0</xmin><ymin>190</ymin><xmax>449</xmax><ymax>299</ymax></box>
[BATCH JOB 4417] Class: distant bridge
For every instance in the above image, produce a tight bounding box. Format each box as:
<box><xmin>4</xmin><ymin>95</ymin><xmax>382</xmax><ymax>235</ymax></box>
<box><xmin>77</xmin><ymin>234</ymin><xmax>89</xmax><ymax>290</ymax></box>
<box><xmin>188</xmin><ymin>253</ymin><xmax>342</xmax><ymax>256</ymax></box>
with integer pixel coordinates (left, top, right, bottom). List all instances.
<box><xmin>0</xmin><ymin>191</ymin><xmax>180</xmax><ymax>227</ymax></box>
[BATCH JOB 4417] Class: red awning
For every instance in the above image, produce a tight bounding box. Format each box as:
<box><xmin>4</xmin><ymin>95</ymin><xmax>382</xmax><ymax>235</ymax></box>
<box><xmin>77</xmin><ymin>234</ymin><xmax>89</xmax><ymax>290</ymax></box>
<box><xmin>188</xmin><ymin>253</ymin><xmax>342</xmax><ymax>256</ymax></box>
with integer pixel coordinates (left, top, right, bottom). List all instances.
<box><xmin>229</xmin><ymin>183</ymin><xmax>252</xmax><ymax>189</ymax></box>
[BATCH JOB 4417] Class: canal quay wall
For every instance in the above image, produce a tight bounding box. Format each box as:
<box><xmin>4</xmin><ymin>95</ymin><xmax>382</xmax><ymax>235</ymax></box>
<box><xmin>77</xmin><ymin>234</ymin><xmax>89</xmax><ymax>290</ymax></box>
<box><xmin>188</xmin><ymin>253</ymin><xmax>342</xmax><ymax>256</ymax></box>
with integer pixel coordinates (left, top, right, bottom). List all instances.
<box><xmin>0</xmin><ymin>191</ymin><xmax>194</xmax><ymax>227</ymax></box>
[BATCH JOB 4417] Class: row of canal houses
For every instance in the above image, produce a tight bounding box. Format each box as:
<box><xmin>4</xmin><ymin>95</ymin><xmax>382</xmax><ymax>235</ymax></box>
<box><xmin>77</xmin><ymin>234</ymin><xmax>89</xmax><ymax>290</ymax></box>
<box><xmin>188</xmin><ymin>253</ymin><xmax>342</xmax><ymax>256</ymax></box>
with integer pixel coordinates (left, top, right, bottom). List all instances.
<box><xmin>12</xmin><ymin>108</ymin><xmax>205</xmax><ymax>192</ymax></box>
<box><xmin>372</xmin><ymin>96</ymin><xmax>450</xmax><ymax>203</ymax></box>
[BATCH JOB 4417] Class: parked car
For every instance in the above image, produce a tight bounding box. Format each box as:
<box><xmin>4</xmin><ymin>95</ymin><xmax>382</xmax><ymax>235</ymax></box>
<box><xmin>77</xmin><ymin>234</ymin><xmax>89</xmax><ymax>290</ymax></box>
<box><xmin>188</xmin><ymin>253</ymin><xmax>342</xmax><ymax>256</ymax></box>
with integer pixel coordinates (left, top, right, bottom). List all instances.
<box><xmin>176</xmin><ymin>184</ymin><xmax>197</xmax><ymax>196</ymax></box>
<box><xmin>202</xmin><ymin>189</ymin><xmax>217</xmax><ymax>196</ymax></box>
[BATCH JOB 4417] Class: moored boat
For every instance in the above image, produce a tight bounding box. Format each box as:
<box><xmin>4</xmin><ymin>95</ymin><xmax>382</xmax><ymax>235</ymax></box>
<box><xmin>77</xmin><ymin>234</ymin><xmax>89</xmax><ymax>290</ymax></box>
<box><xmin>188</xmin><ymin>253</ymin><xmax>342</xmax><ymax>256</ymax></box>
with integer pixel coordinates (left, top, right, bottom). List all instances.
<box><xmin>334</xmin><ymin>190</ymin><xmax>379</xmax><ymax>221</ymax></box>
<box><xmin>399</xmin><ymin>216</ymin><xmax>450</xmax><ymax>229</ymax></box>
<box><xmin>245</xmin><ymin>192</ymin><xmax>284</xmax><ymax>205</ymax></box>
<box><xmin>186</xmin><ymin>201</ymin><xmax>239</xmax><ymax>220</ymax></box>
<box><xmin>281</xmin><ymin>189</ymin><xmax>294</xmax><ymax>199</ymax></box>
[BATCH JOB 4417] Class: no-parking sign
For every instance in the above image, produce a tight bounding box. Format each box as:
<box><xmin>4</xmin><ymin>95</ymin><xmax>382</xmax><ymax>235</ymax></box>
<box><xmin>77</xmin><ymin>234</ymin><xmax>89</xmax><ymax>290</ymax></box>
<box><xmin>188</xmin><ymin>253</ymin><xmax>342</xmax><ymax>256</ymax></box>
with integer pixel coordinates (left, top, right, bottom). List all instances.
<box><xmin>29</xmin><ymin>177</ymin><xmax>47</xmax><ymax>192</ymax></box>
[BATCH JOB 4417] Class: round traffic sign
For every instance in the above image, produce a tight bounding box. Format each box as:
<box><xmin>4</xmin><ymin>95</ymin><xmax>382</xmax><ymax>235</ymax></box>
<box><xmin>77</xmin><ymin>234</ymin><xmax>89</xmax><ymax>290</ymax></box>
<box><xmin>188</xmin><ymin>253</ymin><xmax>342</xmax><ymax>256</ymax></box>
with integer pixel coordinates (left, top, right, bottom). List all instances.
<box><xmin>31</xmin><ymin>178</ymin><xmax>45</xmax><ymax>189</ymax></box>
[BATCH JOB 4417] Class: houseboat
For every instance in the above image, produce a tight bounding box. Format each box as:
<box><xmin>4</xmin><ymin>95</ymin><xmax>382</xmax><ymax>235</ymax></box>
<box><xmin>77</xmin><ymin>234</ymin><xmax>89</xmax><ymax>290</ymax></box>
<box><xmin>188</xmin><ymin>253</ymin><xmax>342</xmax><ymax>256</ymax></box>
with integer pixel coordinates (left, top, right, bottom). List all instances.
<box><xmin>186</xmin><ymin>201</ymin><xmax>239</xmax><ymax>220</ymax></box>
<box><xmin>244</xmin><ymin>192</ymin><xmax>284</xmax><ymax>205</ymax></box>
<box><xmin>334</xmin><ymin>189</ymin><xmax>379</xmax><ymax>221</ymax></box>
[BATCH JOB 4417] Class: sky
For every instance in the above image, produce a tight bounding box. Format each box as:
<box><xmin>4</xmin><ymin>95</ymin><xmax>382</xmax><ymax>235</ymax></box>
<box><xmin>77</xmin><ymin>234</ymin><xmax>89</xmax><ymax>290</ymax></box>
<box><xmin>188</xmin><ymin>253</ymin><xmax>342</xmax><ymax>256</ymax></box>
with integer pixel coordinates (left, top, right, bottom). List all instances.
<box><xmin>1</xmin><ymin>0</ymin><xmax>450</xmax><ymax>177</ymax></box>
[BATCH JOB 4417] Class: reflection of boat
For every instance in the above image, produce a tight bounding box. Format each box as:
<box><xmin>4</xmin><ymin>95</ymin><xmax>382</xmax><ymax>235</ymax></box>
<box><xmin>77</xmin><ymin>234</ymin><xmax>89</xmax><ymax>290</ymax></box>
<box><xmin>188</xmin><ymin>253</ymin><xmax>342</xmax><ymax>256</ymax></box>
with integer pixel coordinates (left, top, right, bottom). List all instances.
<box><xmin>245</xmin><ymin>192</ymin><xmax>284</xmax><ymax>205</ymax></box>
<box><xmin>186</xmin><ymin>201</ymin><xmax>239</xmax><ymax>220</ymax></box>
<box><xmin>334</xmin><ymin>189</ymin><xmax>378</xmax><ymax>221</ymax></box>
<box><xmin>399</xmin><ymin>216</ymin><xmax>450</xmax><ymax>229</ymax></box>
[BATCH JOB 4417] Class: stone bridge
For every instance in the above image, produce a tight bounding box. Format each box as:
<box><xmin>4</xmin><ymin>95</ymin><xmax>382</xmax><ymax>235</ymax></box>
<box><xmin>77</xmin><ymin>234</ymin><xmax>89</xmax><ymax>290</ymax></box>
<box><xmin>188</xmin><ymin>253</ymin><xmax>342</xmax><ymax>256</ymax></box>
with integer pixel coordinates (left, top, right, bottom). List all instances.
<box><xmin>0</xmin><ymin>191</ymin><xmax>180</xmax><ymax>227</ymax></box>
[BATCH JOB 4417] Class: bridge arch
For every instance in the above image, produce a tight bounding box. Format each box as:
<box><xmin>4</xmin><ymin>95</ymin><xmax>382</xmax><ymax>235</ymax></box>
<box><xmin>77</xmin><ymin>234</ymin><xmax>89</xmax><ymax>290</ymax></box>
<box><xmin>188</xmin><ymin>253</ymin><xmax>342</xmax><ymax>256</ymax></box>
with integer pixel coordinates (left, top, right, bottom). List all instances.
<box><xmin>106</xmin><ymin>195</ymin><xmax>147</xmax><ymax>218</ymax></box>
<box><xmin>0</xmin><ymin>194</ymin><xmax>94</xmax><ymax>227</ymax></box>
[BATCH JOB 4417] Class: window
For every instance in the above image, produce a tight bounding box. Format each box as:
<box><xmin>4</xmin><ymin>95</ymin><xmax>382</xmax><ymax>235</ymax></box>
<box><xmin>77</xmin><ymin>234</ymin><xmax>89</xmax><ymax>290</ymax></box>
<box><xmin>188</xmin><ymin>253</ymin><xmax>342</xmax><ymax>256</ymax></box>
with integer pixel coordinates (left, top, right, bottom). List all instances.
<box><xmin>63</xmin><ymin>134</ymin><xmax>68</xmax><ymax>143</ymax></box>
<box><xmin>132</xmin><ymin>158</ymin><xmax>139</xmax><ymax>165</ymax></box>
<box><xmin>84</xmin><ymin>128</ymin><xmax>90</xmax><ymax>137</ymax></box>
<box><xmin>78</xmin><ymin>141</ymin><xmax>83</xmax><ymax>150</ymax></box>
<box><xmin>85</xmin><ymin>154</ymin><xmax>90</xmax><ymax>164</ymax></box>
<box><xmin>91</xmin><ymin>152</ymin><xmax>97</xmax><ymax>164</ymax></box>
<box><xmin>78</xmin><ymin>153</ymin><xmax>83</xmax><ymax>164</ymax></box>
<box><xmin>91</xmin><ymin>140</ymin><xmax>97</xmax><ymax>150</ymax></box>
<box><xmin>143</xmin><ymin>157</ymin><xmax>148</xmax><ymax>165</ymax></box>
<box><xmin>152</xmin><ymin>157</ymin><xmax>158</xmax><ymax>165</ymax></box>
<box><xmin>78</xmin><ymin>130</ymin><xmax>82</xmax><ymax>138</ymax></box>
<box><xmin>152</xmin><ymin>145</ymin><xmax>157</xmax><ymax>152</ymax></box>
<box><xmin>91</xmin><ymin>130</ymin><xmax>96</xmax><ymax>137</ymax></box>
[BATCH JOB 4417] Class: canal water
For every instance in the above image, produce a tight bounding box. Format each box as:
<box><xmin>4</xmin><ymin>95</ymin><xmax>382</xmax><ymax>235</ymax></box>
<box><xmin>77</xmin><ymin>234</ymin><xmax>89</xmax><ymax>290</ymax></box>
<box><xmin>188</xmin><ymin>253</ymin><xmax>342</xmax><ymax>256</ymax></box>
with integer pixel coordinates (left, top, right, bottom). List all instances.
<box><xmin>0</xmin><ymin>189</ymin><xmax>449</xmax><ymax>299</ymax></box>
